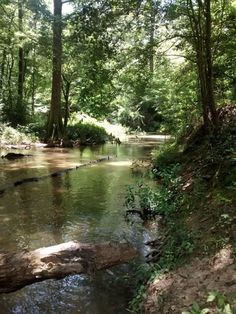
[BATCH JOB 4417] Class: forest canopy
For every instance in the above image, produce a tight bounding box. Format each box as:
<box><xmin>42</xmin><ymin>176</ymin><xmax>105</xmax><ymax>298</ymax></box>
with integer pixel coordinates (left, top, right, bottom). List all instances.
<box><xmin>0</xmin><ymin>0</ymin><xmax>235</xmax><ymax>140</ymax></box>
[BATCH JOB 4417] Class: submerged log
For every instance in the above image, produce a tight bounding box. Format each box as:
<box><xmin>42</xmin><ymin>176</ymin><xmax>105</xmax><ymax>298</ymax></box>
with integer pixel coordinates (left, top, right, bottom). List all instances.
<box><xmin>0</xmin><ymin>156</ymin><xmax>111</xmax><ymax>197</ymax></box>
<box><xmin>0</xmin><ymin>241</ymin><xmax>137</xmax><ymax>294</ymax></box>
<box><xmin>1</xmin><ymin>153</ymin><xmax>32</xmax><ymax>160</ymax></box>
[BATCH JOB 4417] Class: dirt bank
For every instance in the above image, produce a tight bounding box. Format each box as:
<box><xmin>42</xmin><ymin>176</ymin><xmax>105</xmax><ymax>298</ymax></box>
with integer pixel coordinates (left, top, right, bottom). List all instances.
<box><xmin>145</xmin><ymin>245</ymin><xmax>236</xmax><ymax>313</ymax></box>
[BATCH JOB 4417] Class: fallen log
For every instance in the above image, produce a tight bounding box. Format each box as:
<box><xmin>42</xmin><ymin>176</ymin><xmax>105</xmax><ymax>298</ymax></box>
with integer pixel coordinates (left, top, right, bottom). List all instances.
<box><xmin>0</xmin><ymin>241</ymin><xmax>137</xmax><ymax>294</ymax></box>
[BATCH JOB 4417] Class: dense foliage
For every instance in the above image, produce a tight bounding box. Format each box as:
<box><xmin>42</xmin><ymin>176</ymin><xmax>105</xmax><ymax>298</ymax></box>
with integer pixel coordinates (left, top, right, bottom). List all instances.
<box><xmin>0</xmin><ymin>0</ymin><xmax>235</xmax><ymax>139</ymax></box>
<box><xmin>67</xmin><ymin>122</ymin><xmax>108</xmax><ymax>145</ymax></box>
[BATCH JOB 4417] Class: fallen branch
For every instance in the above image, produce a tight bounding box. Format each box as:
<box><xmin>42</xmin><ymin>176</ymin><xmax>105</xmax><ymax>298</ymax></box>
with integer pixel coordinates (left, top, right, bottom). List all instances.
<box><xmin>0</xmin><ymin>241</ymin><xmax>137</xmax><ymax>294</ymax></box>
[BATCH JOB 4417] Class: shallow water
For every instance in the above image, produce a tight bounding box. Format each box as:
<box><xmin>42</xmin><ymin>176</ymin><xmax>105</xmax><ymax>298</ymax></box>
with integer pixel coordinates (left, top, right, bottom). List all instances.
<box><xmin>0</xmin><ymin>141</ymin><xmax>161</xmax><ymax>314</ymax></box>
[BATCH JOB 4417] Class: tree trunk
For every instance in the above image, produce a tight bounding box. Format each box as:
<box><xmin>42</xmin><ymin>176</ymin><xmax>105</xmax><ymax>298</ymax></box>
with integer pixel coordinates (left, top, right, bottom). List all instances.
<box><xmin>62</xmin><ymin>75</ymin><xmax>71</xmax><ymax>128</ymax></box>
<box><xmin>16</xmin><ymin>0</ymin><xmax>26</xmax><ymax>126</ymax></box>
<box><xmin>7</xmin><ymin>50</ymin><xmax>14</xmax><ymax>112</ymax></box>
<box><xmin>187</xmin><ymin>0</ymin><xmax>218</xmax><ymax>133</ymax></box>
<box><xmin>0</xmin><ymin>241</ymin><xmax>137</xmax><ymax>294</ymax></box>
<box><xmin>1</xmin><ymin>13</ymin><xmax>14</xmax><ymax>111</ymax></box>
<box><xmin>47</xmin><ymin>0</ymin><xmax>63</xmax><ymax>140</ymax></box>
<box><xmin>30</xmin><ymin>17</ymin><xmax>38</xmax><ymax>116</ymax></box>
<box><xmin>0</xmin><ymin>48</ymin><xmax>7</xmax><ymax>96</ymax></box>
<box><xmin>204</xmin><ymin>0</ymin><xmax>218</xmax><ymax>130</ymax></box>
<box><xmin>31</xmin><ymin>46</ymin><xmax>36</xmax><ymax>116</ymax></box>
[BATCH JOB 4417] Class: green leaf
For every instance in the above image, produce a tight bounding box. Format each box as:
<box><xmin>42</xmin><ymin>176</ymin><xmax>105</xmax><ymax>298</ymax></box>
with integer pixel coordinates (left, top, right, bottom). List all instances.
<box><xmin>218</xmin><ymin>295</ymin><xmax>225</xmax><ymax>307</ymax></box>
<box><xmin>192</xmin><ymin>302</ymin><xmax>200</xmax><ymax>311</ymax></box>
<box><xmin>207</xmin><ymin>292</ymin><xmax>217</xmax><ymax>302</ymax></box>
<box><xmin>224</xmin><ymin>304</ymin><xmax>233</xmax><ymax>314</ymax></box>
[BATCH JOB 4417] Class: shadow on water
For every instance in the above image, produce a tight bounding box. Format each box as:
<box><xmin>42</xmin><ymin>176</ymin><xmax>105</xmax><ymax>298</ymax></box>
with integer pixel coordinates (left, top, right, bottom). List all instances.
<box><xmin>0</xmin><ymin>141</ymin><xmax>162</xmax><ymax>314</ymax></box>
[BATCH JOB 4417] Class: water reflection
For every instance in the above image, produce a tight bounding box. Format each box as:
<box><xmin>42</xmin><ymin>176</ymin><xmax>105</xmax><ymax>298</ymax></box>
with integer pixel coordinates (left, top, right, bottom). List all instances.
<box><xmin>0</xmin><ymin>142</ymin><xmax>160</xmax><ymax>313</ymax></box>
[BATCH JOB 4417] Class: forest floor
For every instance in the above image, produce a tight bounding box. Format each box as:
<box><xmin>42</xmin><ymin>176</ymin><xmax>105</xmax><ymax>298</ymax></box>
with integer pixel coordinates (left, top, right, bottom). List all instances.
<box><xmin>145</xmin><ymin>245</ymin><xmax>236</xmax><ymax>313</ymax></box>
<box><xmin>142</xmin><ymin>106</ymin><xmax>236</xmax><ymax>313</ymax></box>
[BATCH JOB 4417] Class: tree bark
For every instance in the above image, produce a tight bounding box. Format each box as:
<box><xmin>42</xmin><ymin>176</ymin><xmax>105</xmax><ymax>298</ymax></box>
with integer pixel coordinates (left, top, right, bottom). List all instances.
<box><xmin>31</xmin><ymin>46</ymin><xmax>36</xmax><ymax>116</ymax></box>
<box><xmin>62</xmin><ymin>74</ymin><xmax>71</xmax><ymax>128</ymax></box>
<box><xmin>204</xmin><ymin>0</ymin><xmax>218</xmax><ymax>129</ymax></box>
<box><xmin>16</xmin><ymin>0</ymin><xmax>26</xmax><ymax>126</ymax></box>
<box><xmin>7</xmin><ymin>50</ymin><xmax>14</xmax><ymax>110</ymax></box>
<box><xmin>47</xmin><ymin>0</ymin><xmax>64</xmax><ymax>140</ymax></box>
<box><xmin>0</xmin><ymin>241</ymin><xmax>137</xmax><ymax>294</ymax></box>
<box><xmin>0</xmin><ymin>48</ymin><xmax>7</xmax><ymax>96</ymax></box>
<box><xmin>187</xmin><ymin>0</ymin><xmax>218</xmax><ymax>133</ymax></box>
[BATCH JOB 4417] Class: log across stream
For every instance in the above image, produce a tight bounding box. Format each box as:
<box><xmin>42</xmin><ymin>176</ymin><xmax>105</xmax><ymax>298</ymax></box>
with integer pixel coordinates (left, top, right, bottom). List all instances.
<box><xmin>0</xmin><ymin>241</ymin><xmax>137</xmax><ymax>293</ymax></box>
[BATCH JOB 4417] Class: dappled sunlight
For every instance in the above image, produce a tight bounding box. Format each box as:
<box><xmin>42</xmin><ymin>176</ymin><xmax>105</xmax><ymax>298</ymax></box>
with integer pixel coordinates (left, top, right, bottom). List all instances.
<box><xmin>0</xmin><ymin>214</ymin><xmax>10</xmax><ymax>222</ymax></box>
<box><xmin>139</xmin><ymin>135</ymin><xmax>171</xmax><ymax>140</ymax></box>
<box><xmin>31</xmin><ymin>187</ymin><xmax>40</xmax><ymax>191</ymax></box>
<box><xmin>145</xmin><ymin>245</ymin><xmax>236</xmax><ymax>313</ymax></box>
<box><xmin>0</xmin><ymin>148</ymin><xmax>89</xmax><ymax>187</ymax></box>
<box><xmin>108</xmin><ymin>161</ymin><xmax>132</xmax><ymax>167</ymax></box>
<box><xmin>53</xmin><ymin>187</ymin><xmax>67</xmax><ymax>194</ymax></box>
<box><xmin>34</xmin><ymin>241</ymin><xmax>81</xmax><ymax>257</ymax></box>
<box><xmin>212</xmin><ymin>245</ymin><xmax>234</xmax><ymax>270</ymax></box>
<box><xmin>26</xmin><ymin>165</ymin><xmax>47</xmax><ymax>169</ymax></box>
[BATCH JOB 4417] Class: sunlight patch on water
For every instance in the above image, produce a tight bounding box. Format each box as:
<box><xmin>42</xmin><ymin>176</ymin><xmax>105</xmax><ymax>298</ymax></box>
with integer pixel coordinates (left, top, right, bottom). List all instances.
<box><xmin>108</xmin><ymin>161</ymin><xmax>132</xmax><ymax>167</ymax></box>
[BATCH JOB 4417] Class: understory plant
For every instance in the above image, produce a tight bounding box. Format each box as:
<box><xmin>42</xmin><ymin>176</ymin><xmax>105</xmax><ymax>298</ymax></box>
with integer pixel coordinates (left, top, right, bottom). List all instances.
<box><xmin>182</xmin><ymin>291</ymin><xmax>236</xmax><ymax>314</ymax></box>
<box><xmin>66</xmin><ymin>122</ymin><xmax>108</xmax><ymax>145</ymax></box>
<box><xmin>125</xmin><ymin>163</ymin><xmax>182</xmax><ymax>219</ymax></box>
<box><xmin>0</xmin><ymin>123</ymin><xmax>38</xmax><ymax>145</ymax></box>
<box><xmin>127</xmin><ymin>162</ymin><xmax>196</xmax><ymax>312</ymax></box>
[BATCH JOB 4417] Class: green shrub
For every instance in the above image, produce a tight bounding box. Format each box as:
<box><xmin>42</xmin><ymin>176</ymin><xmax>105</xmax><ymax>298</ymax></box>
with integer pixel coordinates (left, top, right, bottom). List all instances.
<box><xmin>18</xmin><ymin>122</ymin><xmax>47</xmax><ymax>140</ymax></box>
<box><xmin>182</xmin><ymin>291</ymin><xmax>236</xmax><ymax>314</ymax></box>
<box><xmin>67</xmin><ymin>122</ymin><xmax>108</xmax><ymax>145</ymax></box>
<box><xmin>125</xmin><ymin>164</ymin><xmax>182</xmax><ymax>218</ymax></box>
<box><xmin>0</xmin><ymin>123</ymin><xmax>37</xmax><ymax>145</ymax></box>
<box><xmin>152</xmin><ymin>142</ymin><xmax>183</xmax><ymax>170</ymax></box>
<box><xmin>127</xmin><ymin>164</ymin><xmax>196</xmax><ymax>313</ymax></box>
<box><xmin>125</xmin><ymin>182</ymin><xmax>177</xmax><ymax>218</ymax></box>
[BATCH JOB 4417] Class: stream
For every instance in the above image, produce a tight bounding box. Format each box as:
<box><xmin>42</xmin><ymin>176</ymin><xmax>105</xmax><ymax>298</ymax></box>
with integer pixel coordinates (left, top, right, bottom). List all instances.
<box><xmin>0</xmin><ymin>138</ymin><xmax>163</xmax><ymax>314</ymax></box>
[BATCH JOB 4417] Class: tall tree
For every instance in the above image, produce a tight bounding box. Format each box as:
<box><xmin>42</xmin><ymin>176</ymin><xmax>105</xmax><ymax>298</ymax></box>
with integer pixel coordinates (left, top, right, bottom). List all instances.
<box><xmin>185</xmin><ymin>0</ymin><xmax>218</xmax><ymax>131</ymax></box>
<box><xmin>16</xmin><ymin>0</ymin><xmax>26</xmax><ymax>125</ymax></box>
<box><xmin>147</xmin><ymin>0</ymin><xmax>159</xmax><ymax>75</ymax></box>
<box><xmin>47</xmin><ymin>0</ymin><xmax>63</xmax><ymax>140</ymax></box>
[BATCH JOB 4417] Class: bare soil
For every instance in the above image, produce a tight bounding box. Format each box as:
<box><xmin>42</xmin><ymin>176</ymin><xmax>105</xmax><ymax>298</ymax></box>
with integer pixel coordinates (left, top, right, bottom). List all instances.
<box><xmin>144</xmin><ymin>245</ymin><xmax>236</xmax><ymax>313</ymax></box>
